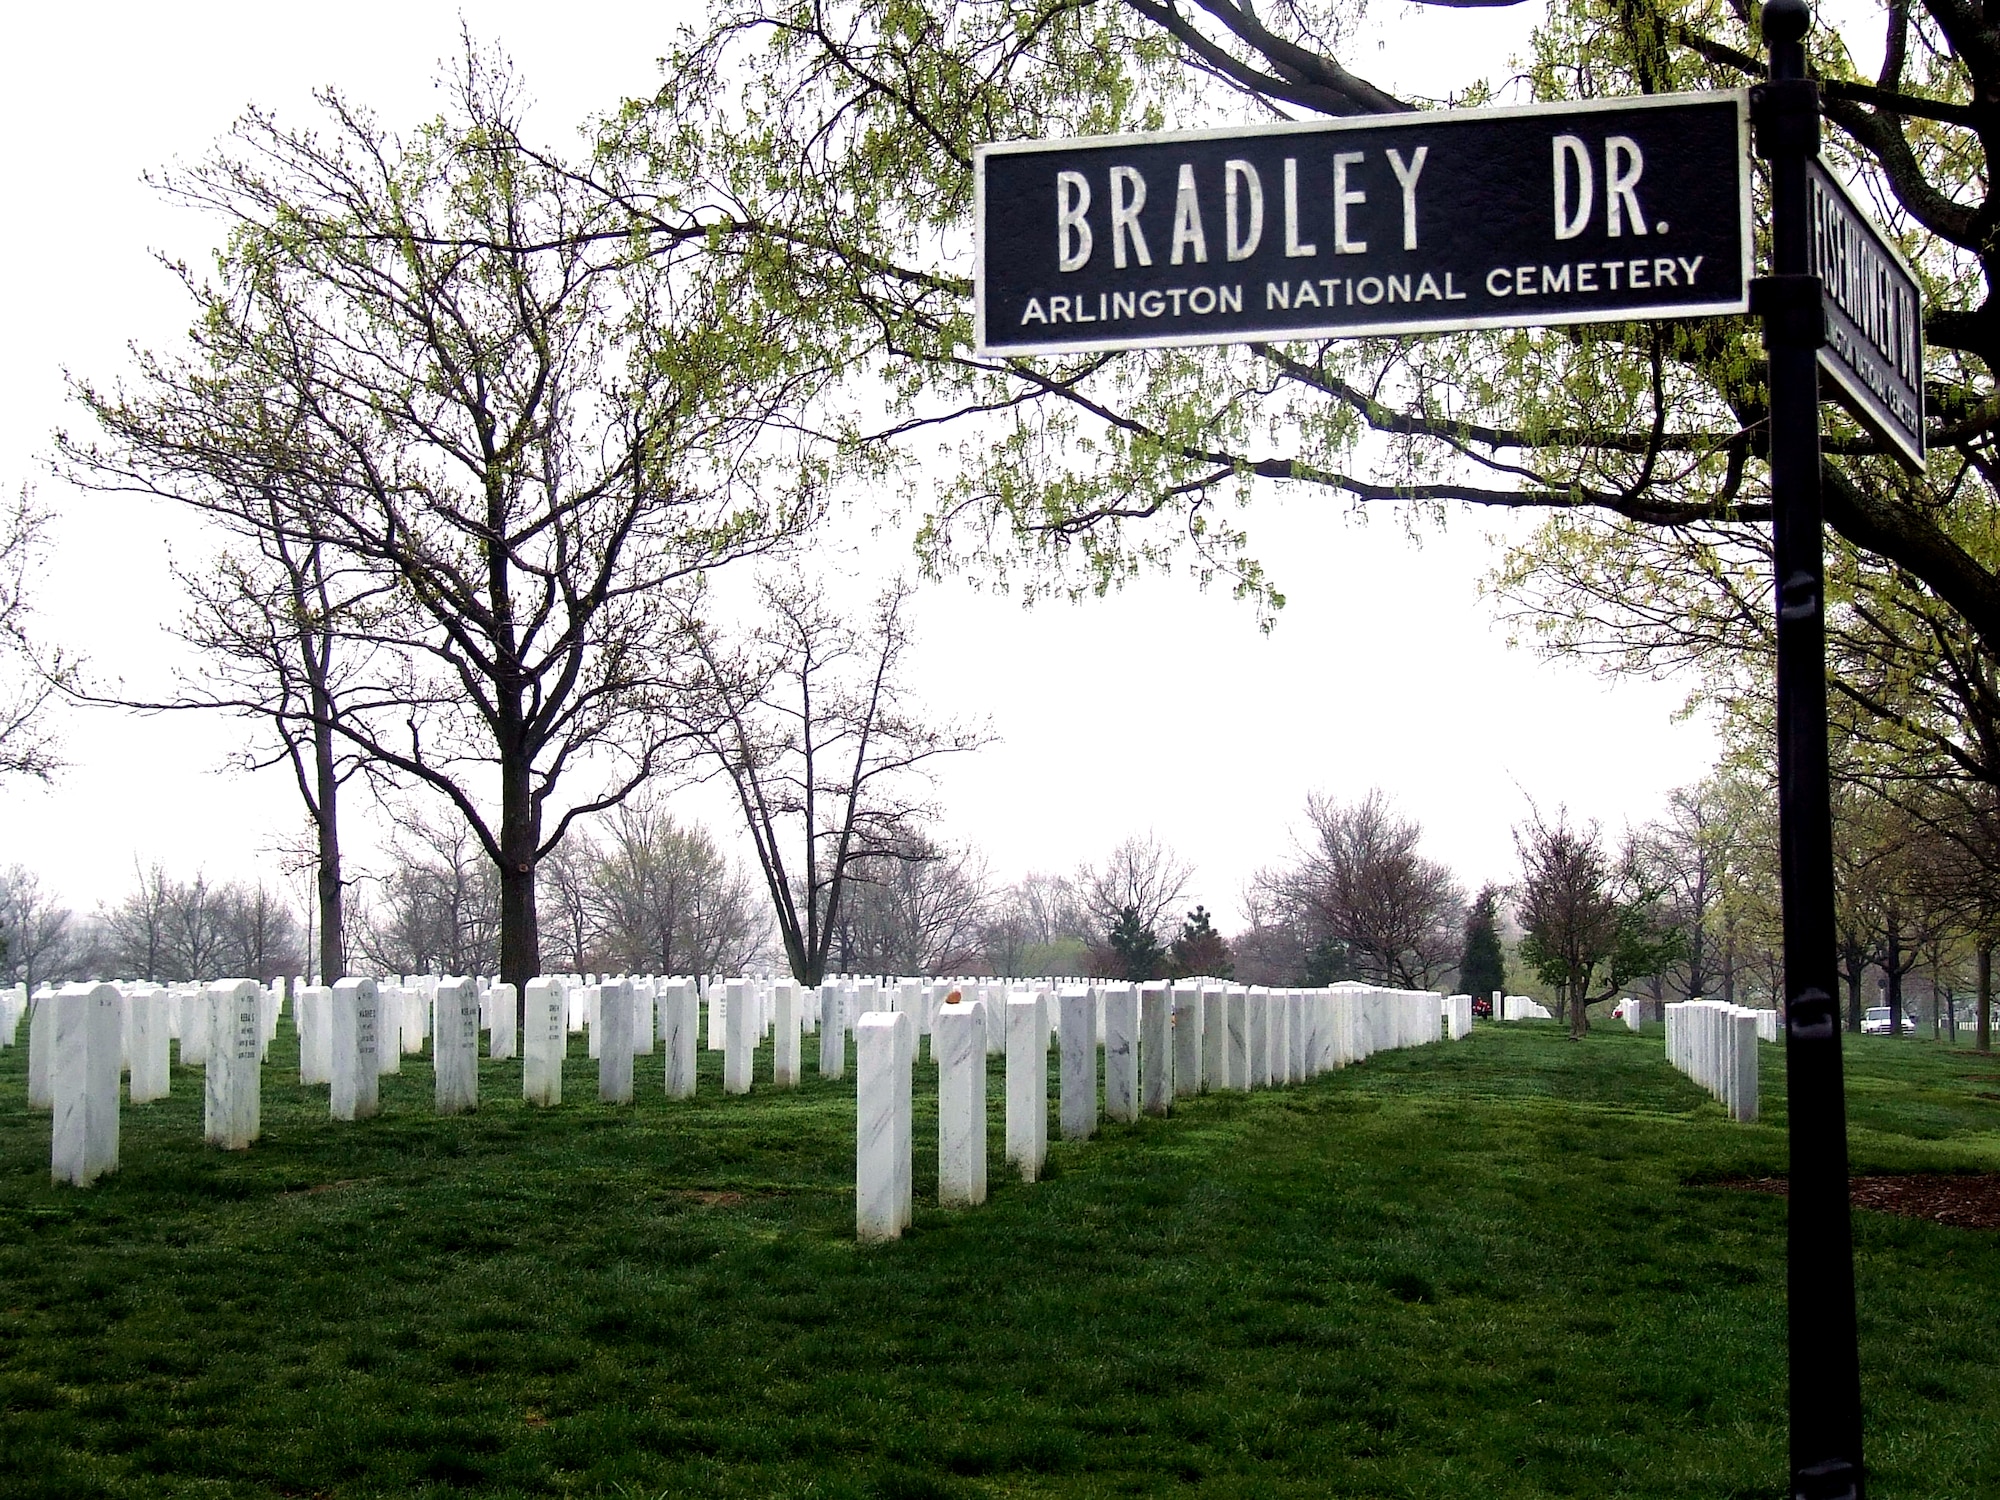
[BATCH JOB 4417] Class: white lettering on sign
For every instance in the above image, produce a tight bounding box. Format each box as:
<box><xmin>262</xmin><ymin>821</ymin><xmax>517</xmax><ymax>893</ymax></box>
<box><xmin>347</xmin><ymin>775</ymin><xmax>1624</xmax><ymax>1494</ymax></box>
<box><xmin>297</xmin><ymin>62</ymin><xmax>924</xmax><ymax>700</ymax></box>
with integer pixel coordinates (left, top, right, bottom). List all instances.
<box><xmin>1606</xmin><ymin>136</ymin><xmax>1648</xmax><ymax>237</ymax></box>
<box><xmin>1554</xmin><ymin>136</ymin><xmax>1593</xmax><ymax>240</ymax></box>
<box><xmin>1225</xmin><ymin>160</ymin><xmax>1264</xmax><ymax>261</ymax></box>
<box><xmin>1333</xmin><ymin>152</ymin><xmax>1368</xmax><ymax>254</ymax></box>
<box><xmin>1555</xmin><ymin>134</ymin><xmax>1650</xmax><ymax>240</ymax></box>
<box><xmin>1056</xmin><ymin>171</ymin><xmax>1092</xmax><ymax>271</ymax></box>
<box><xmin>1171</xmin><ymin>164</ymin><xmax>1208</xmax><ymax>265</ymax></box>
<box><xmin>1020</xmin><ymin>284</ymin><xmax>1246</xmax><ymax>325</ymax></box>
<box><xmin>1265</xmin><ymin>272</ymin><xmax>1466</xmax><ymax>308</ymax></box>
<box><xmin>1284</xmin><ymin>158</ymin><xmax>1316</xmax><ymax>258</ymax></box>
<box><xmin>1386</xmin><ymin>146</ymin><xmax>1428</xmax><ymax>250</ymax></box>
<box><xmin>1809</xmin><ymin>174</ymin><xmax>1921</xmax><ymax>397</ymax></box>
<box><xmin>1110</xmin><ymin>166</ymin><xmax>1151</xmax><ymax>268</ymax></box>
<box><xmin>1485</xmin><ymin>256</ymin><xmax>1701</xmax><ymax>296</ymax></box>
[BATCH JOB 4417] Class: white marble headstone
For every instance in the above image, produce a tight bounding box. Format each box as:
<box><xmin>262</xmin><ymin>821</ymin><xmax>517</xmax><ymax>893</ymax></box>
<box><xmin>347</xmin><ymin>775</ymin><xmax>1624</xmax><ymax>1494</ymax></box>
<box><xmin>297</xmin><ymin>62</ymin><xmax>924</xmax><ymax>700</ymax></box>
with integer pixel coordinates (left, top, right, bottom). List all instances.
<box><xmin>1171</xmin><ymin>984</ymin><xmax>1202</xmax><ymax>1099</ymax></box>
<box><xmin>1102</xmin><ymin>984</ymin><xmax>1138</xmax><ymax>1123</ymax></box>
<box><xmin>855</xmin><ymin>1011</ymin><xmax>913</xmax><ymax>1242</ymax></box>
<box><xmin>522</xmin><ymin>978</ymin><xmax>567</xmax><ymax>1106</ymax></box>
<box><xmin>1058</xmin><ymin>987</ymin><xmax>1097</xmax><ymax>1141</ymax></box>
<box><xmin>203</xmin><ymin>979</ymin><xmax>262</xmax><ymax>1150</ymax></box>
<box><xmin>1005</xmin><ymin>994</ymin><xmax>1048</xmax><ymax>1181</ymax></box>
<box><xmin>662</xmin><ymin>979</ymin><xmax>698</xmax><ymax>1099</ymax></box>
<box><xmin>51</xmin><ymin>983</ymin><xmax>122</xmax><ymax>1187</ymax></box>
<box><xmin>597</xmin><ymin>977</ymin><xmax>634</xmax><ymax>1104</ymax></box>
<box><xmin>723</xmin><ymin>977</ymin><xmax>755</xmax><ymax>1095</ymax></box>
<box><xmin>434</xmin><ymin>975</ymin><xmax>480</xmax><ymax>1115</ymax></box>
<box><xmin>1140</xmin><ymin>984</ymin><xmax>1172</xmax><ymax>1117</ymax></box>
<box><xmin>935</xmin><ymin>1001</ymin><xmax>987</xmax><ymax>1207</ymax></box>
<box><xmin>488</xmin><ymin>983</ymin><xmax>517</xmax><ymax>1061</ymax></box>
<box><xmin>330</xmin><ymin>977</ymin><xmax>381</xmax><ymax>1121</ymax></box>
<box><xmin>127</xmin><ymin>986</ymin><xmax>172</xmax><ymax>1105</ymax></box>
<box><xmin>818</xmin><ymin>986</ymin><xmax>846</xmax><ymax>1079</ymax></box>
<box><xmin>772</xmin><ymin>982</ymin><xmax>801</xmax><ymax>1088</ymax></box>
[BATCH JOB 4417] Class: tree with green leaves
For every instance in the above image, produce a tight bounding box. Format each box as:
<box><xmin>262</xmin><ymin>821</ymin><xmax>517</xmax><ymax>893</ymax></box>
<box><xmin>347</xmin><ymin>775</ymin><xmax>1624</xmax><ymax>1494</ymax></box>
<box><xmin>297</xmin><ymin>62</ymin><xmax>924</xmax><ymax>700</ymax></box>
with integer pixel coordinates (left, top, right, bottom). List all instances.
<box><xmin>67</xmin><ymin>45</ymin><xmax>816</xmax><ymax>991</ymax></box>
<box><xmin>605</xmin><ymin>0</ymin><xmax>1999</xmax><ymax>661</ymax></box>
<box><xmin>1515</xmin><ymin>805</ymin><xmax>1684</xmax><ymax>1038</ymax></box>
<box><xmin>1457</xmin><ymin>885</ymin><xmax>1506</xmax><ymax>1003</ymax></box>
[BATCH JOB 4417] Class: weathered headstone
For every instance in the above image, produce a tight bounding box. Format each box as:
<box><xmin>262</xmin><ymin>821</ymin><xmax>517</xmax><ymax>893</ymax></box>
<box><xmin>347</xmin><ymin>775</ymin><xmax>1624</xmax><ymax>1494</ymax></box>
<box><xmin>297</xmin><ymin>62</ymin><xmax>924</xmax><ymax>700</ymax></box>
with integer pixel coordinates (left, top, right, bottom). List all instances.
<box><xmin>935</xmin><ymin>1000</ymin><xmax>987</xmax><ymax>1207</ymax></box>
<box><xmin>1172</xmin><ymin>983</ymin><xmax>1202</xmax><ymax>1099</ymax></box>
<box><xmin>330</xmin><ymin>977</ymin><xmax>381</xmax><ymax>1121</ymax></box>
<box><xmin>51</xmin><ymin>983</ymin><xmax>121</xmax><ymax>1186</ymax></box>
<box><xmin>1058</xmin><ymin>986</ymin><xmax>1097</xmax><ymax>1141</ymax></box>
<box><xmin>661</xmin><ymin>980</ymin><xmax>698</xmax><ymax>1099</ymax></box>
<box><xmin>1201</xmin><ymin>983</ymin><xmax>1227</xmax><ymax>1092</ymax></box>
<box><xmin>374</xmin><ymin>986</ymin><xmax>403</xmax><ymax>1076</ymax></box>
<box><xmin>1287</xmin><ymin>989</ymin><xmax>1307</xmax><ymax>1082</ymax></box>
<box><xmin>27</xmin><ymin>989</ymin><xmax>54</xmax><ymax>1110</ymax></box>
<box><xmin>128</xmin><ymin>986</ymin><xmax>172</xmax><ymax>1104</ymax></box>
<box><xmin>705</xmin><ymin>978</ymin><xmax>726</xmax><ymax>1051</ymax></box>
<box><xmin>855</xmin><ymin>1011</ymin><xmax>913</xmax><ymax>1242</ymax></box>
<box><xmin>1225</xmin><ymin>987</ymin><xmax>1249</xmax><ymax>1090</ymax></box>
<box><xmin>1006</xmin><ymin>993</ymin><xmax>1048</xmax><ymax>1181</ymax></box>
<box><xmin>597</xmin><ymin>978</ymin><xmax>634</xmax><ymax>1104</ymax></box>
<box><xmin>773</xmin><ymin>982</ymin><xmax>801</xmax><ymax>1087</ymax></box>
<box><xmin>1247</xmin><ymin>987</ymin><xmax>1271</xmax><ymax>1088</ymax></box>
<box><xmin>488</xmin><ymin>983</ymin><xmax>517</xmax><ymax>1060</ymax></box>
<box><xmin>1140</xmin><ymin>983</ymin><xmax>1171</xmax><ymax>1116</ymax></box>
<box><xmin>399</xmin><ymin>986</ymin><xmax>425</xmax><ymax>1057</ymax></box>
<box><xmin>434</xmin><ymin>975</ymin><xmax>480</xmax><ymax>1115</ymax></box>
<box><xmin>203</xmin><ymin>979</ymin><xmax>262</xmax><ymax>1150</ymax></box>
<box><xmin>296</xmin><ymin>984</ymin><xmax>331</xmax><ymax>1086</ymax></box>
<box><xmin>633</xmin><ymin>981</ymin><xmax>655</xmax><ymax>1057</ymax></box>
<box><xmin>522</xmin><ymin>978</ymin><xmax>567</xmax><ymax>1106</ymax></box>
<box><xmin>1270</xmin><ymin>987</ymin><xmax>1291</xmax><ymax>1086</ymax></box>
<box><xmin>724</xmin><ymin>978</ymin><xmax>755</xmax><ymax>1095</ymax></box>
<box><xmin>1103</xmin><ymin>983</ymin><xmax>1138</xmax><ymax>1123</ymax></box>
<box><xmin>818</xmin><ymin>985</ymin><xmax>847</xmax><ymax>1078</ymax></box>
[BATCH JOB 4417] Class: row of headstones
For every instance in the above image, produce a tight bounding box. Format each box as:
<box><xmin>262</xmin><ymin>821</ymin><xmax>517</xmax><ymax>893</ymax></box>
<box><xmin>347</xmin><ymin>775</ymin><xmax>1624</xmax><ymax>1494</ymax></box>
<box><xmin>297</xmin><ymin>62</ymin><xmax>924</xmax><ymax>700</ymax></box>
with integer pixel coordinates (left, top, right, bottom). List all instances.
<box><xmin>27</xmin><ymin>979</ymin><xmax>280</xmax><ymax>1186</ymax></box>
<box><xmin>10</xmin><ymin>978</ymin><xmax>285</xmax><ymax>1104</ymax></box>
<box><xmin>21</xmin><ymin>968</ymin><xmax>1032</xmax><ymax>1188</ymax></box>
<box><xmin>1499</xmin><ymin>994</ymin><xmax>1555</xmax><ymax>1022</ymax></box>
<box><xmin>1664</xmin><ymin>998</ymin><xmax>1763</xmax><ymax>1122</ymax></box>
<box><xmin>20</xmin><ymin>971</ymin><xmax>1463</xmax><ymax>1191</ymax></box>
<box><xmin>854</xmin><ymin>981</ymin><xmax>1456</xmax><ymax>1242</ymax></box>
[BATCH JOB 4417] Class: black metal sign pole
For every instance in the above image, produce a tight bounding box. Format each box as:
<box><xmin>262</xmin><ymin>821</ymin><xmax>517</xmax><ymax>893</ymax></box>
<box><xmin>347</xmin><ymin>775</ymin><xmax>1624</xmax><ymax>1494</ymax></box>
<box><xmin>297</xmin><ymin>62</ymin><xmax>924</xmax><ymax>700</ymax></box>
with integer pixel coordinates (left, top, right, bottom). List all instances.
<box><xmin>1751</xmin><ymin>2</ymin><xmax>1866</xmax><ymax>1496</ymax></box>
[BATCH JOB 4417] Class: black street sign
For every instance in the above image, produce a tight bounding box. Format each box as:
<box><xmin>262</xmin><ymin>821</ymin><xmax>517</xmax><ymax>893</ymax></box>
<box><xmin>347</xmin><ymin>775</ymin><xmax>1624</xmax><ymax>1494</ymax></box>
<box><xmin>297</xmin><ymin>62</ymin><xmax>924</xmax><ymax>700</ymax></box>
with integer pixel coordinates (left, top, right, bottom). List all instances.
<box><xmin>1807</xmin><ymin>158</ymin><xmax>1926</xmax><ymax>470</ymax></box>
<box><xmin>974</xmin><ymin>91</ymin><xmax>1751</xmax><ymax>356</ymax></box>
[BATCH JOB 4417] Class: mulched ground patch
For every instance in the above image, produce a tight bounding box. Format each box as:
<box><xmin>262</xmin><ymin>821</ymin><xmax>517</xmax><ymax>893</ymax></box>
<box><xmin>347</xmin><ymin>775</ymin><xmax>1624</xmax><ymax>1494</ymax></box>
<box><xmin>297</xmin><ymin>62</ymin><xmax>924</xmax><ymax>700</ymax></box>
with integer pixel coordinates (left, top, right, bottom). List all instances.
<box><xmin>1723</xmin><ymin>1174</ymin><xmax>2000</xmax><ymax>1232</ymax></box>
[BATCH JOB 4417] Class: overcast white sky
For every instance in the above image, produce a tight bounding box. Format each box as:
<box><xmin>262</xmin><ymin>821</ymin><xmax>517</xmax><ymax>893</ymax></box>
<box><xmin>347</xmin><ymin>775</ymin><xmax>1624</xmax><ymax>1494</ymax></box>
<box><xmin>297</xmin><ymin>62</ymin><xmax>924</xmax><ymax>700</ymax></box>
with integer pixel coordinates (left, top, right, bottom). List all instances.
<box><xmin>0</xmin><ymin>0</ymin><xmax>1727</xmax><ymax>930</ymax></box>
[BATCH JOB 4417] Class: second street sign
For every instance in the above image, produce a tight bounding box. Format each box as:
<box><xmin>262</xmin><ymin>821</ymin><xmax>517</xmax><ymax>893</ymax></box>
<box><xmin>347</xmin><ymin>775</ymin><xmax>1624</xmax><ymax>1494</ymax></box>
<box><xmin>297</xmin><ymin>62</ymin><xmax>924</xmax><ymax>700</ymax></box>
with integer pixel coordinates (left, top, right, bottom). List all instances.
<box><xmin>1806</xmin><ymin>157</ymin><xmax>1926</xmax><ymax>470</ymax></box>
<box><xmin>975</xmin><ymin>91</ymin><xmax>1750</xmax><ymax>356</ymax></box>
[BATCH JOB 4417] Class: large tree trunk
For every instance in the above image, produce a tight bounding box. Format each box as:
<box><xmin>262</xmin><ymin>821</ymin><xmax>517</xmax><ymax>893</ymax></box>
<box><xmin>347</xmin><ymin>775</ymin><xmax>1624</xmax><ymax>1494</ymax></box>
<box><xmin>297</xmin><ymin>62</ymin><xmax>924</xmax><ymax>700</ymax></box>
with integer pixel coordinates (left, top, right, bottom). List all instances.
<box><xmin>1841</xmin><ymin>937</ymin><xmax>1865</xmax><ymax>1032</ymax></box>
<box><xmin>497</xmin><ymin>748</ymin><xmax>540</xmax><ymax>999</ymax></box>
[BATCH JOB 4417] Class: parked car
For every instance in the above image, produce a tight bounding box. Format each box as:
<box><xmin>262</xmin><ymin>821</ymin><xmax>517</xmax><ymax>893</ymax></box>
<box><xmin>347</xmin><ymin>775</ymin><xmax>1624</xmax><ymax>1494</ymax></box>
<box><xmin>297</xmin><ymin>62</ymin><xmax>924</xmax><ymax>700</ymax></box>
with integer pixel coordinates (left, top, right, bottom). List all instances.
<box><xmin>1861</xmin><ymin>1006</ymin><xmax>1919</xmax><ymax>1035</ymax></box>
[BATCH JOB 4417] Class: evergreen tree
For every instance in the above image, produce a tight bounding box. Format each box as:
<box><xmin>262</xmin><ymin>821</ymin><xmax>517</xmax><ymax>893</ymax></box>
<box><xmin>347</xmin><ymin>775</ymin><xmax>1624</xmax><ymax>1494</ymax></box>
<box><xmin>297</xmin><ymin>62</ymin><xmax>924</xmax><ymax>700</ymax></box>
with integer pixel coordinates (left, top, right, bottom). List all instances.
<box><xmin>1458</xmin><ymin>885</ymin><xmax>1506</xmax><ymax>1001</ymax></box>
<box><xmin>1304</xmin><ymin>935</ymin><xmax>1355</xmax><ymax>987</ymax></box>
<box><xmin>1107</xmin><ymin>904</ymin><xmax>1165</xmax><ymax>983</ymax></box>
<box><xmin>1169</xmin><ymin>905</ymin><xmax>1233</xmax><ymax>979</ymax></box>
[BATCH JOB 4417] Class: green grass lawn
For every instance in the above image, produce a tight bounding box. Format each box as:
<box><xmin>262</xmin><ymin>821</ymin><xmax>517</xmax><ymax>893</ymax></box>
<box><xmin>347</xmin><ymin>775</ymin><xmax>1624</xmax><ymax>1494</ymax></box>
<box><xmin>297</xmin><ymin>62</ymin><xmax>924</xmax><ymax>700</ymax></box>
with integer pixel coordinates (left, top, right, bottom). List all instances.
<box><xmin>0</xmin><ymin>1017</ymin><xmax>1995</xmax><ymax>1499</ymax></box>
